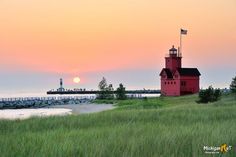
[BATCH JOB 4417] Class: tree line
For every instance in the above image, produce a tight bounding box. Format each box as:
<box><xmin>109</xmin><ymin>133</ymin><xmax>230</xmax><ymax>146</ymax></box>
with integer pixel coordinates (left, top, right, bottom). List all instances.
<box><xmin>198</xmin><ymin>76</ymin><xmax>236</xmax><ymax>103</ymax></box>
<box><xmin>97</xmin><ymin>77</ymin><xmax>127</xmax><ymax>100</ymax></box>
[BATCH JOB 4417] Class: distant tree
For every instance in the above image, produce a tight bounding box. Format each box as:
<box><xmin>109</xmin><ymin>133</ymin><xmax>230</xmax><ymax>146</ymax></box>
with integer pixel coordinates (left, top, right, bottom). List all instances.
<box><xmin>230</xmin><ymin>76</ymin><xmax>236</xmax><ymax>99</ymax></box>
<box><xmin>198</xmin><ymin>86</ymin><xmax>221</xmax><ymax>103</ymax></box>
<box><xmin>107</xmin><ymin>84</ymin><xmax>114</xmax><ymax>99</ymax></box>
<box><xmin>97</xmin><ymin>77</ymin><xmax>114</xmax><ymax>99</ymax></box>
<box><xmin>97</xmin><ymin>77</ymin><xmax>108</xmax><ymax>99</ymax></box>
<box><xmin>230</xmin><ymin>76</ymin><xmax>236</xmax><ymax>94</ymax></box>
<box><xmin>116</xmin><ymin>83</ymin><xmax>127</xmax><ymax>100</ymax></box>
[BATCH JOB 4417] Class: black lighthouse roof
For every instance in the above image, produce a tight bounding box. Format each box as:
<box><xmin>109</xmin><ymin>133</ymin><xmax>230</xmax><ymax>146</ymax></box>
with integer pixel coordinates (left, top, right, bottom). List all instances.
<box><xmin>169</xmin><ymin>45</ymin><xmax>177</xmax><ymax>52</ymax></box>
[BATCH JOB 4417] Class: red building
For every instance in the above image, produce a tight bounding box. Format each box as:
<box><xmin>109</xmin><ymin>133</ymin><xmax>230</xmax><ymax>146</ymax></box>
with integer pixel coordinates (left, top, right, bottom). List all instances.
<box><xmin>159</xmin><ymin>46</ymin><xmax>200</xmax><ymax>96</ymax></box>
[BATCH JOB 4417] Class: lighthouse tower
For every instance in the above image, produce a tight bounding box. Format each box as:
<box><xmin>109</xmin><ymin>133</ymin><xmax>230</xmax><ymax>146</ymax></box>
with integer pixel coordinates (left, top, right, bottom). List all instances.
<box><xmin>58</xmin><ymin>78</ymin><xmax>65</xmax><ymax>92</ymax></box>
<box><xmin>165</xmin><ymin>45</ymin><xmax>182</xmax><ymax>72</ymax></box>
<box><xmin>160</xmin><ymin>45</ymin><xmax>201</xmax><ymax>96</ymax></box>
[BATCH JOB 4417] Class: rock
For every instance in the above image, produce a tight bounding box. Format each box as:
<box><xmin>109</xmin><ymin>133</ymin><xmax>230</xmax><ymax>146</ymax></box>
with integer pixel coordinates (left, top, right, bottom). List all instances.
<box><xmin>0</xmin><ymin>97</ymin><xmax>93</xmax><ymax>109</ymax></box>
<box><xmin>68</xmin><ymin>100</ymin><xmax>75</xmax><ymax>104</ymax></box>
<box><xmin>0</xmin><ymin>103</ymin><xmax>4</xmax><ymax>108</ymax></box>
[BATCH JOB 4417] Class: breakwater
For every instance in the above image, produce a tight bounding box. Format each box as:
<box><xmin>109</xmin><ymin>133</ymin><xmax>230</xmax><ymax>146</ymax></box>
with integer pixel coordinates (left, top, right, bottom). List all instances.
<box><xmin>0</xmin><ymin>96</ymin><xmax>96</xmax><ymax>109</ymax></box>
<box><xmin>47</xmin><ymin>89</ymin><xmax>161</xmax><ymax>95</ymax></box>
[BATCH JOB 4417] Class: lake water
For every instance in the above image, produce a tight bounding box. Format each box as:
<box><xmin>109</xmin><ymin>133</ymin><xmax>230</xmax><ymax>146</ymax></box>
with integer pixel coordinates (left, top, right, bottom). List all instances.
<box><xmin>0</xmin><ymin>91</ymin><xmax>95</xmax><ymax>99</ymax></box>
<box><xmin>0</xmin><ymin>91</ymin><xmax>160</xmax><ymax>99</ymax></box>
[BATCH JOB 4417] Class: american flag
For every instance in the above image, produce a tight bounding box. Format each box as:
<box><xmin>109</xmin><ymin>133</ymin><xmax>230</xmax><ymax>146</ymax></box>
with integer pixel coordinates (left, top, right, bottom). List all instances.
<box><xmin>181</xmin><ymin>29</ymin><xmax>187</xmax><ymax>35</ymax></box>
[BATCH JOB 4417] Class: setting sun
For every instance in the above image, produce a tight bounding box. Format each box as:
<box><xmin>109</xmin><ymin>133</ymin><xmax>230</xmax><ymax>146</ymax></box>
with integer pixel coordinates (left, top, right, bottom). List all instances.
<box><xmin>73</xmin><ymin>77</ymin><xmax>81</xmax><ymax>84</ymax></box>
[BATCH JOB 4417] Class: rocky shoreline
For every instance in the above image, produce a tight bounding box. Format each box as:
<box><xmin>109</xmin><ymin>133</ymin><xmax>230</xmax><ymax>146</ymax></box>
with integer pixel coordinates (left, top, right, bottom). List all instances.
<box><xmin>0</xmin><ymin>98</ymin><xmax>93</xmax><ymax>109</ymax></box>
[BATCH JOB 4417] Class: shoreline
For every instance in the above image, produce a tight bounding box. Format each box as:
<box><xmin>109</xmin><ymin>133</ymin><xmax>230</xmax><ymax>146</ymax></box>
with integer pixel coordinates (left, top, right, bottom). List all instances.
<box><xmin>0</xmin><ymin>103</ymin><xmax>115</xmax><ymax>120</ymax></box>
<box><xmin>0</xmin><ymin>108</ymin><xmax>72</xmax><ymax>120</ymax></box>
<box><xmin>47</xmin><ymin>103</ymin><xmax>115</xmax><ymax>114</ymax></box>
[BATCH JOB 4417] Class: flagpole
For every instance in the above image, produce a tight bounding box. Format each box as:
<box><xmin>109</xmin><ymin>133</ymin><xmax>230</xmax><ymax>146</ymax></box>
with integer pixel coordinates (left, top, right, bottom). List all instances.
<box><xmin>180</xmin><ymin>29</ymin><xmax>182</xmax><ymax>57</ymax></box>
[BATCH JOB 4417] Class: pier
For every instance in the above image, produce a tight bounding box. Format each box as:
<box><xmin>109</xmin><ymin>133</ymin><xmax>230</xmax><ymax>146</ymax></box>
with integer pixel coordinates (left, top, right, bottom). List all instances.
<box><xmin>47</xmin><ymin>78</ymin><xmax>161</xmax><ymax>95</ymax></box>
<box><xmin>46</xmin><ymin>89</ymin><xmax>161</xmax><ymax>95</ymax></box>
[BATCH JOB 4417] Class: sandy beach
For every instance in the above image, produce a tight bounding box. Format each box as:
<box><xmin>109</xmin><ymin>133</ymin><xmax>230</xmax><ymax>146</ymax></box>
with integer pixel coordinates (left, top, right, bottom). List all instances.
<box><xmin>0</xmin><ymin>108</ymin><xmax>72</xmax><ymax>120</ymax></box>
<box><xmin>0</xmin><ymin>104</ymin><xmax>115</xmax><ymax>120</ymax></box>
<box><xmin>47</xmin><ymin>104</ymin><xmax>115</xmax><ymax>114</ymax></box>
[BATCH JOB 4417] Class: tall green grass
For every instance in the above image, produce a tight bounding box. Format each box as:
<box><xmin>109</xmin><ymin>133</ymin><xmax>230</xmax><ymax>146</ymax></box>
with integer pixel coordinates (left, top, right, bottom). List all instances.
<box><xmin>0</xmin><ymin>94</ymin><xmax>235</xmax><ymax>157</ymax></box>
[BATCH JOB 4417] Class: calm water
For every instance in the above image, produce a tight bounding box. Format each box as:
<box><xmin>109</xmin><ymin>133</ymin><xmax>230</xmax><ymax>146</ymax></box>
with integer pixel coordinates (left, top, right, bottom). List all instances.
<box><xmin>0</xmin><ymin>92</ymin><xmax>47</xmax><ymax>98</ymax></box>
<box><xmin>0</xmin><ymin>91</ymin><xmax>160</xmax><ymax>99</ymax></box>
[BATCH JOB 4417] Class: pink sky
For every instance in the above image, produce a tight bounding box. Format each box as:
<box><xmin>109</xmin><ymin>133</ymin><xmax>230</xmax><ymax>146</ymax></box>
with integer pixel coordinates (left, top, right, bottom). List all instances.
<box><xmin>0</xmin><ymin>0</ymin><xmax>235</xmax><ymax>92</ymax></box>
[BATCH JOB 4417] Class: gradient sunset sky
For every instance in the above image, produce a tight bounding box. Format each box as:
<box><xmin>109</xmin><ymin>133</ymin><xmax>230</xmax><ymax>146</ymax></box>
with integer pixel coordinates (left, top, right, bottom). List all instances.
<box><xmin>0</xmin><ymin>0</ymin><xmax>235</xmax><ymax>94</ymax></box>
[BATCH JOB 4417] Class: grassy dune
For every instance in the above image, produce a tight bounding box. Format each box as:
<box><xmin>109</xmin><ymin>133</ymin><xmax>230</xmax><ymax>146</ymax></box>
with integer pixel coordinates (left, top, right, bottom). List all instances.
<box><xmin>0</xmin><ymin>94</ymin><xmax>235</xmax><ymax>157</ymax></box>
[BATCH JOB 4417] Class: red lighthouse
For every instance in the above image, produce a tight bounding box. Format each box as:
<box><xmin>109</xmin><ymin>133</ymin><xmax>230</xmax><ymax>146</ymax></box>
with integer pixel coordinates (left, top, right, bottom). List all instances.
<box><xmin>159</xmin><ymin>45</ymin><xmax>200</xmax><ymax>96</ymax></box>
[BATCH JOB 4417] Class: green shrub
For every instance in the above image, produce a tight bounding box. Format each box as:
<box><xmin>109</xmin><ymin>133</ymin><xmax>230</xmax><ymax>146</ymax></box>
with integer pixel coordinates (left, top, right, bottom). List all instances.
<box><xmin>198</xmin><ymin>86</ymin><xmax>221</xmax><ymax>103</ymax></box>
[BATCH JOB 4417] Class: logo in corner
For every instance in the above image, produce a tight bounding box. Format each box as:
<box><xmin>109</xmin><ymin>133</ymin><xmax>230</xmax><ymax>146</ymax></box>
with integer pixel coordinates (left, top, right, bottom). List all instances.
<box><xmin>203</xmin><ymin>144</ymin><xmax>232</xmax><ymax>154</ymax></box>
<box><xmin>220</xmin><ymin>144</ymin><xmax>227</xmax><ymax>153</ymax></box>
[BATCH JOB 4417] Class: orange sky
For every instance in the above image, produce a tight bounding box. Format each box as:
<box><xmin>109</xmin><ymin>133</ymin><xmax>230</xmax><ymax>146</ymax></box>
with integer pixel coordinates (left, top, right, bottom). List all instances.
<box><xmin>0</xmin><ymin>0</ymin><xmax>235</xmax><ymax>91</ymax></box>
